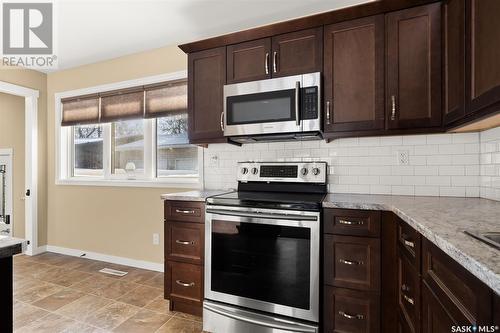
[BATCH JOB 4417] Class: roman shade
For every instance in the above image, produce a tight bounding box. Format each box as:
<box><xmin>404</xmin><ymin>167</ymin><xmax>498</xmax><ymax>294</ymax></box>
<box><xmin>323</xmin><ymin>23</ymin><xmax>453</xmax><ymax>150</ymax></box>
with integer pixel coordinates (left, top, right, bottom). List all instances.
<box><xmin>60</xmin><ymin>79</ymin><xmax>187</xmax><ymax>126</ymax></box>
<box><xmin>100</xmin><ymin>87</ymin><xmax>144</xmax><ymax>123</ymax></box>
<box><xmin>61</xmin><ymin>94</ymin><xmax>99</xmax><ymax>126</ymax></box>
<box><xmin>144</xmin><ymin>79</ymin><xmax>187</xmax><ymax>118</ymax></box>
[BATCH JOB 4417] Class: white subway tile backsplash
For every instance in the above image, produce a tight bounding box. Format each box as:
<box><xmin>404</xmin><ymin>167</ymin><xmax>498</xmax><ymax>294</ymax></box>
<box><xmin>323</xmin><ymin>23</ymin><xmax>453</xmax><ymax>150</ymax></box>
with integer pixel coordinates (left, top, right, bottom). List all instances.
<box><xmin>480</xmin><ymin>127</ymin><xmax>500</xmax><ymax>201</ymax></box>
<box><xmin>202</xmin><ymin>130</ymin><xmax>500</xmax><ymax>200</ymax></box>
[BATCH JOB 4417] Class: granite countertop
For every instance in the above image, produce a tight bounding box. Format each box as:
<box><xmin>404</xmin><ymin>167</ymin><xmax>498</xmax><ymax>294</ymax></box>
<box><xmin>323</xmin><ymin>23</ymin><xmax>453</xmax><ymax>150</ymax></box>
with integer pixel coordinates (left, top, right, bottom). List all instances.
<box><xmin>0</xmin><ymin>236</ymin><xmax>27</xmax><ymax>258</ymax></box>
<box><xmin>323</xmin><ymin>194</ymin><xmax>500</xmax><ymax>295</ymax></box>
<box><xmin>161</xmin><ymin>190</ymin><xmax>232</xmax><ymax>202</ymax></box>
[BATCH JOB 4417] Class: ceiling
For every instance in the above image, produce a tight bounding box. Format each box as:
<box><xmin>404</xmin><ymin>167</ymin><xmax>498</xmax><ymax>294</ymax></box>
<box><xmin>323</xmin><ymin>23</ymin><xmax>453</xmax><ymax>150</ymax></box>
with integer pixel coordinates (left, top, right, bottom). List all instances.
<box><xmin>54</xmin><ymin>0</ymin><xmax>372</xmax><ymax>71</ymax></box>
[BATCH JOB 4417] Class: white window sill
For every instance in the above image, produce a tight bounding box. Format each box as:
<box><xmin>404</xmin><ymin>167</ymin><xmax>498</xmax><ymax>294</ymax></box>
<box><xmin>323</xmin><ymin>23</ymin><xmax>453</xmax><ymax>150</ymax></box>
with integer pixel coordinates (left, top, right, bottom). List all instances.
<box><xmin>55</xmin><ymin>177</ymin><xmax>202</xmax><ymax>189</ymax></box>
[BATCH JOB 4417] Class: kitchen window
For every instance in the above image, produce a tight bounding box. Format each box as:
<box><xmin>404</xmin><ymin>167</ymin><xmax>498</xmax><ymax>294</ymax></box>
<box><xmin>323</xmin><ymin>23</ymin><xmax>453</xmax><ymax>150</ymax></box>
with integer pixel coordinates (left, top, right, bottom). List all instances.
<box><xmin>56</xmin><ymin>72</ymin><xmax>202</xmax><ymax>188</ymax></box>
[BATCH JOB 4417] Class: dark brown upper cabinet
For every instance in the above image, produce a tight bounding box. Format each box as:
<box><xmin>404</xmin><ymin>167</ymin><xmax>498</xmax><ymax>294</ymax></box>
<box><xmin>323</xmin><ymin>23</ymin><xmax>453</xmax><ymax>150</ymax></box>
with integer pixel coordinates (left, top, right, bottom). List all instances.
<box><xmin>227</xmin><ymin>28</ymin><xmax>322</xmax><ymax>84</ymax></box>
<box><xmin>271</xmin><ymin>27</ymin><xmax>323</xmax><ymax>78</ymax></box>
<box><xmin>227</xmin><ymin>38</ymin><xmax>271</xmax><ymax>84</ymax></box>
<box><xmin>467</xmin><ymin>0</ymin><xmax>500</xmax><ymax>115</ymax></box>
<box><xmin>386</xmin><ymin>3</ymin><xmax>442</xmax><ymax>130</ymax></box>
<box><xmin>188</xmin><ymin>47</ymin><xmax>226</xmax><ymax>143</ymax></box>
<box><xmin>443</xmin><ymin>0</ymin><xmax>466</xmax><ymax>125</ymax></box>
<box><xmin>323</xmin><ymin>15</ymin><xmax>385</xmax><ymax>133</ymax></box>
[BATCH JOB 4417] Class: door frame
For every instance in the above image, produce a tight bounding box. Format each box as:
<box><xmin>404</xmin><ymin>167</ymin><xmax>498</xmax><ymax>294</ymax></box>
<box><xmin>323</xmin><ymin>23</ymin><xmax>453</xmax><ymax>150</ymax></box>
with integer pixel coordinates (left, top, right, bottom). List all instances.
<box><xmin>0</xmin><ymin>81</ymin><xmax>39</xmax><ymax>255</ymax></box>
<box><xmin>0</xmin><ymin>149</ymin><xmax>13</xmax><ymax>236</ymax></box>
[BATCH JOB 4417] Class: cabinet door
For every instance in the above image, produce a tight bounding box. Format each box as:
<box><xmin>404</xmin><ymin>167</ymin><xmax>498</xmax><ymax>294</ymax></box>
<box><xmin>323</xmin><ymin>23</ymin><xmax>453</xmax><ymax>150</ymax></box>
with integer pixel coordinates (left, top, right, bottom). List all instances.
<box><xmin>386</xmin><ymin>3</ymin><xmax>442</xmax><ymax>129</ymax></box>
<box><xmin>324</xmin><ymin>15</ymin><xmax>385</xmax><ymax>133</ymax></box>
<box><xmin>443</xmin><ymin>0</ymin><xmax>466</xmax><ymax>125</ymax></box>
<box><xmin>227</xmin><ymin>38</ymin><xmax>271</xmax><ymax>83</ymax></box>
<box><xmin>271</xmin><ymin>27</ymin><xmax>322</xmax><ymax>78</ymax></box>
<box><xmin>421</xmin><ymin>282</ymin><xmax>458</xmax><ymax>333</ymax></box>
<box><xmin>188</xmin><ymin>47</ymin><xmax>226</xmax><ymax>143</ymax></box>
<box><xmin>467</xmin><ymin>0</ymin><xmax>500</xmax><ymax>114</ymax></box>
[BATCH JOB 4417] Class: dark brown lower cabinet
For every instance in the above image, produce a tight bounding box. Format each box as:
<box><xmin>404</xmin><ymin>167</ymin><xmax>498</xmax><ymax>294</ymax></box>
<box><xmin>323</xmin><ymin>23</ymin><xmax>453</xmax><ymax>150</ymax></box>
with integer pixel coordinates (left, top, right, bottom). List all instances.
<box><xmin>164</xmin><ymin>200</ymin><xmax>205</xmax><ymax>317</ymax></box>
<box><xmin>421</xmin><ymin>282</ymin><xmax>457</xmax><ymax>333</ymax></box>
<box><xmin>324</xmin><ymin>287</ymin><xmax>380</xmax><ymax>333</ymax></box>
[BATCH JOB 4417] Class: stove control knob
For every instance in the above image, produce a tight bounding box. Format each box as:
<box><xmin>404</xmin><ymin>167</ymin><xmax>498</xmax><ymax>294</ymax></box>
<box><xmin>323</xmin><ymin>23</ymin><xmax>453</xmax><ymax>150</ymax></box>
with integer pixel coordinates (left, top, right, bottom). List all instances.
<box><xmin>241</xmin><ymin>167</ymin><xmax>249</xmax><ymax>175</ymax></box>
<box><xmin>251</xmin><ymin>167</ymin><xmax>259</xmax><ymax>175</ymax></box>
<box><xmin>300</xmin><ymin>167</ymin><xmax>308</xmax><ymax>176</ymax></box>
<box><xmin>312</xmin><ymin>167</ymin><xmax>321</xmax><ymax>176</ymax></box>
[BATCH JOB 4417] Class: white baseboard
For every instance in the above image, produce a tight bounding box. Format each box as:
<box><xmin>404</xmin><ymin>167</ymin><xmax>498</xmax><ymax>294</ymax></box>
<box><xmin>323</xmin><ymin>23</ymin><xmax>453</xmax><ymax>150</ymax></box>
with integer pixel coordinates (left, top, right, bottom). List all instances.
<box><xmin>35</xmin><ymin>245</ymin><xmax>163</xmax><ymax>272</ymax></box>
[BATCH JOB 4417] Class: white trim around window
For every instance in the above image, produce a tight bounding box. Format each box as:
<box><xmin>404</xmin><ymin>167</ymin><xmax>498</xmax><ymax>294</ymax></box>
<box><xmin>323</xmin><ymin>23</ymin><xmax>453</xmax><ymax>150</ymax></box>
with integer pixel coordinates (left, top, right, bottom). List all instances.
<box><xmin>54</xmin><ymin>71</ymin><xmax>204</xmax><ymax>189</ymax></box>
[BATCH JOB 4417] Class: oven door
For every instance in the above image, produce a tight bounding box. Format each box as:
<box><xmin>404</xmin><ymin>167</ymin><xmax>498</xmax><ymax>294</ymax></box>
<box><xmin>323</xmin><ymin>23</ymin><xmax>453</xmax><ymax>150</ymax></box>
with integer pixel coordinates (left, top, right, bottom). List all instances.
<box><xmin>223</xmin><ymin>74</ymin><xmax>303</xmax><ymax>137</ymax></box>
<box><xmin>205</xmin><ymin>205</ymin><xmax>320</xmax><ymax>323</ymax></box>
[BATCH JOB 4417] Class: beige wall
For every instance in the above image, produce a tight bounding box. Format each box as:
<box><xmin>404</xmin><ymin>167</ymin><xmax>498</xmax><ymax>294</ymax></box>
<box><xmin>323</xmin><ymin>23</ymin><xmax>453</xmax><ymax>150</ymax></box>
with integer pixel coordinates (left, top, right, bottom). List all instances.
<box><xmin>0</xmin><ymin>93</ymin><xmax>25</xmax><ymax>238</ymax></box>
<box><xmin>0</xmin><ymin>68</ymin><xmax>48</xmax><ymax>246</ymax></box>
<box><xmin>47</xmin><ymin>45</ymin><xmax>188</xmax><ymax>264</ymax></box>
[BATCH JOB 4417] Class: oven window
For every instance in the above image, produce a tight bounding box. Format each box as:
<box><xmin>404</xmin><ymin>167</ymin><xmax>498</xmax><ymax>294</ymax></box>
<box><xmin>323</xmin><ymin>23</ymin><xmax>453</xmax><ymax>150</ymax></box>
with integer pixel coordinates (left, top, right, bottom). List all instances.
<box><xmin>211</xmin><ymin>220</ymin><xmax>310</xmax><ymax>309</ymax></box>
<box><xmin>226</xmin><ymin>89</ymin><xmax>295</xmax><ymax>125</ymax></box>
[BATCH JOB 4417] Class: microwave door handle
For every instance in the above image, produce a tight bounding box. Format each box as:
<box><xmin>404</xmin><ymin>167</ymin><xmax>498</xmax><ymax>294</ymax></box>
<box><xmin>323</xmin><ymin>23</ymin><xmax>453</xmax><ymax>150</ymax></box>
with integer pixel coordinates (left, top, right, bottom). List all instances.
<box><xmin>295</xmin><ymin>81</ymin><xmax>300</xmax><ymax>126</ymax></box>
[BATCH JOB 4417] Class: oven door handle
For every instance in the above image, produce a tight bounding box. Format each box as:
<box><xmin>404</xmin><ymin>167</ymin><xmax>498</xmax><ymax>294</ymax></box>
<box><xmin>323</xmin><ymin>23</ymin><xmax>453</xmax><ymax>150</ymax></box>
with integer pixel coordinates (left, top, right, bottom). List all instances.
<box><xmin>204</xmin><ymin>302</ymin><xmax>317</xmax><ymax>333</ymax></box>
<box><xmin>206</xmin><ymin>208</ymin><xmax>317</xmax><ymax>221</ymax></box>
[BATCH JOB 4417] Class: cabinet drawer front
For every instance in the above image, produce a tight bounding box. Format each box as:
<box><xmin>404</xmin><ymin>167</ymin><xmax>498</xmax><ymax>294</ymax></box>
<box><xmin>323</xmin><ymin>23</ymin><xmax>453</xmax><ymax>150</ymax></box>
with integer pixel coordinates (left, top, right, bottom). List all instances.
<box><xmin>168</xmin><ymin>262</ymin><xmax>202</xmax><ymax>302</ymax></box>
<box><xmin>167</xmin><ymin>222</ymin><xmax>203</xmax><ymax>264</ymax></box>
<box><xmin>165</xmin><ymin>201</ymin><xmax>204</xmax><ymax>223</ymax></box>
<box><xmin>324</xmin><ymin>235</ymin><xmax>380</xmax><ymax>291</ymax></box>
<box><xmin>324</xmin><ymin>209</ymin><xmax>381</xmax><ymax>237</ymax></box>
<box><xmin>422</xmin><ymin>239</ymin><xmax>492</xmax><ymax>325</ymax></box>
<box><xmin>324</xmin><ymin>286</ymin><xmax>380</xmax><ymax>333</ymax></box>
<box><xmin>397</xmin><ymin>221</ymin><xmax>421</xmax><ymax>271</ymax></box>
<box><xmin>398</xmin><ymin>251</ymin><xmax>420</xmax><ymax>332</ymax></box>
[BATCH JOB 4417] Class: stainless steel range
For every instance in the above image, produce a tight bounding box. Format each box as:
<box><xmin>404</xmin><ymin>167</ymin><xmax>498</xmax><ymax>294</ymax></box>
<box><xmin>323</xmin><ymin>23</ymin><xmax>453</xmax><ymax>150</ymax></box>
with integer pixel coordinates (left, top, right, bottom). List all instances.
<box><xmin>203</xmin><ymin>161</ymin><xmax>327</xmax><ymax>333</ymax></box>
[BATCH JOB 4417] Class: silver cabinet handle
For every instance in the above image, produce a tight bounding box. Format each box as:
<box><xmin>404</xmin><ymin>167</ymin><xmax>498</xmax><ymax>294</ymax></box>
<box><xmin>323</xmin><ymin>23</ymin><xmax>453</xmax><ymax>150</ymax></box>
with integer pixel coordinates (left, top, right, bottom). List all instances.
<box><xmin>295</xmin><ymin>81</ymin><xmax>300</xmax><ymax>126</ymax></box>
<box><xmin>175</xmin><ymin>209</ymin><xmax>195</xmax><ymax>214</ymax></box>
<box><xmin>338</xmin><ymin>219</ymin><xmax>364</xmax><ymax>226</ymax></box>
<box><xmin>326</xmin><ymin>101</ymin><xmax>331</xmax><ymax>125</ymax></box>
<box><xmin>265</xmin><ymin>53</ymin><xmax>269</xmax><ymax>75</ymax></box>
<box><xmin>273</xmin><ymin>51</ymin><xmax>278</xmax><ymax>73</ymax></box>
<box><xmin>338</xmin><ymin>311</ymin><xmax>364</xmax><ymax>320</ymax></box>
<box><xmin>176</xmin><ymin>280</ymin><xmax>195</xmax><ymax>287</ymax></box>
<box><xmin>176</xmin><ymin>240</ymin><xmax>194</xmax><ymax>245</ymax></box>
<box><xmin>404</xmin><ymin>239</ymin><xmax>415</xmax><ymax>248</ymax></box>
<box><xmin>391</xmin><ymin>95</ymin><xmax>396</xmax><ymax>121</ymax></box>
<box><xmin>403</xmin><ymin>294</ymin><xmax>414</xmax><ymax>305</ymax></box>
<box><xmin>401</xmin><ymin>283</ymin><xmax>410</xmax><ymax>292</ymax></box>
<box><xmin>339</xmin><ymin>258</ymin><xmax>363</xmax><ymax>266</ymax></box>
<box><xmin>220</xmin><ymin>111</ymin><xmax>225</xmax><ymax>131</ymax></box>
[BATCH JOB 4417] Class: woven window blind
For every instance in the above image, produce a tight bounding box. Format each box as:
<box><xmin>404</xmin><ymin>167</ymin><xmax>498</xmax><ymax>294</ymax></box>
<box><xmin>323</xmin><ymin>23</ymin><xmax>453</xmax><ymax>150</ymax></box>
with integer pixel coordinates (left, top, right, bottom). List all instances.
<box><xmin>61</xmin><ymin>94</ymin><xmax>99</xmax><ymax>126</ymax></box>
<box><xmin>61</xmin><ymin>79</ymin><xmax>187</xmax><ymax>126</ymax></box>
<box><xmin>144</xmin><ymin>79</ymin><xmax>187</xmax><ymax>118</ymax></box>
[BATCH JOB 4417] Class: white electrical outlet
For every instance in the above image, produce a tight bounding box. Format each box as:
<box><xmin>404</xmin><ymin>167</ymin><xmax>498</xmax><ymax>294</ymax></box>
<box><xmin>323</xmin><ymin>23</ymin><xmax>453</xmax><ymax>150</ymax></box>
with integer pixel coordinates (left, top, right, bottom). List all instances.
<box><xmin>152</xmin><ymin>233</ymin><xmax>160</xmax><ymax>245</ymax></box>
<box><xmin>209</xmin><ymin>154</ymin><xmax>219</xmax><ymax>168</ymax></box>
<box><xmin>397</xmin><ymin>150</ymin><xmax>410</xmax><ymax>165</ymax></box>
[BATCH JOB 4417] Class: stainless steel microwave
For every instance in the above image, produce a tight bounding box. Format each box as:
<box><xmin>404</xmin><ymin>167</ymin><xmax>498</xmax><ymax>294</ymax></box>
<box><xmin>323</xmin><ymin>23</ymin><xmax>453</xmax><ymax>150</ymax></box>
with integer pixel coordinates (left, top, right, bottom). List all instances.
<box><xmin>222</xmin><ymin>72</ymin><xmax>321</xmax><ymax>141</ymax></box>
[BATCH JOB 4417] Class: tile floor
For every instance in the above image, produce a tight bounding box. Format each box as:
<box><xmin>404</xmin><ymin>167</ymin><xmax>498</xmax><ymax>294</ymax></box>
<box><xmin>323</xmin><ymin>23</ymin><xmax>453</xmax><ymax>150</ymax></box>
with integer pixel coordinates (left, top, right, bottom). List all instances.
<box><xmin>13</xmin><ymin>252</ymin><xmax>203</xmax><ymax>333</ymax></box>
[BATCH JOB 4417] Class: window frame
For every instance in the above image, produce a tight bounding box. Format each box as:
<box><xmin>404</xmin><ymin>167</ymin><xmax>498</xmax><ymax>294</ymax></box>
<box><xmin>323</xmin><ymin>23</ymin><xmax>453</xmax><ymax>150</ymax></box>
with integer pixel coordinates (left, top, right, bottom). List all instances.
<box><xmin>55</xmin><ymin>71</ymin><xmax>203</xmax><ymax>189</ymax></box>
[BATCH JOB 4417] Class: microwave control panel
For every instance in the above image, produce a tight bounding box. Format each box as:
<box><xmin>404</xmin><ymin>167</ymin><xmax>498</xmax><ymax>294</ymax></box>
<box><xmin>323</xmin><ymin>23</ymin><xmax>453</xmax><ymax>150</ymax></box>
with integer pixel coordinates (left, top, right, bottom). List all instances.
<box><xmin>301</xmin><ymin>87</ymin><xmax>318</xmax><ymax>120</ymax></box>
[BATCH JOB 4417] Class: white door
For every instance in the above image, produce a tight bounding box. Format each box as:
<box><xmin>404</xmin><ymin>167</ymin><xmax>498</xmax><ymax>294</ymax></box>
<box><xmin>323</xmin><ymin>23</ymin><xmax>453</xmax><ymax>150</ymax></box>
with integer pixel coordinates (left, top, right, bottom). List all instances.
<box><xmin>0</xmin><ymin>153</ymin><xmax>13</xmax><ymax>236</ymax></box>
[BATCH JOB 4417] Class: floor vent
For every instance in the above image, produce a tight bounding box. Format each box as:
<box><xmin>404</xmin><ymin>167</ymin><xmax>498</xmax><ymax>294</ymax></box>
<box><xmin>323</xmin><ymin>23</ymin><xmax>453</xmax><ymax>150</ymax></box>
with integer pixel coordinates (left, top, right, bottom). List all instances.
<box><xmin>99</xmin><ymin>268</ymin><xmax>128</xmax><ymax>277</ymax></box>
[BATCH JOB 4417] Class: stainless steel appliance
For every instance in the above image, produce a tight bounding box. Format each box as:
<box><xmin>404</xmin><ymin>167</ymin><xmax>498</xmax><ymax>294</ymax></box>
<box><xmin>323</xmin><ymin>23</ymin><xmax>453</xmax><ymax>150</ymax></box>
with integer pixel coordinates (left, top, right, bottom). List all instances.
<box><xmin>222</xmin><ymin>72</ymin><xmax>321</xmax><ymax>143</ymax></box>
<box><xmin>204</xmin><ymin>161</ymin><xmax>327</xmax><ymax>333</ymax></box>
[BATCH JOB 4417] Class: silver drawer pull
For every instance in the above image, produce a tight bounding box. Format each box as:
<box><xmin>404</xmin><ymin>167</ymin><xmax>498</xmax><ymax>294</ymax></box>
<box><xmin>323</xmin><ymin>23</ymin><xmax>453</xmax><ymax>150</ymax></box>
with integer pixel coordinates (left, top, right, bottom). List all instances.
<box><xmin>338</xmin><ymin>219</ymin><xmax>364</xmax><ymax>226</ymax></box>
<box><xmin>403</xmin><ymin>239</ymin><xmax>415</xmax><ymax>248</ymax></box>
<box><xmin>176</xmin><ymin>240</ymin><xmax>194</xmax><ymax>245</ymax></box>
<box><xmin>176</xmin><ymin>280</ymin><xmax>195</xmax><ymax>287</ymax></box>
<box><xmin>339</xmin><ymin>259</ymin><xmax>363</xmax><ymax>266</ymax></box>
<box><xmin>338</xmin><ymin>311</ymin><xmax>364</xmax><ymax>320</ymax></box>
<box><xmin>403</xmin><ymin>294</ymin><xmax>414</xmax><ymax>305</ymax></box>
<box><xmin>401</xmin><ymin>283</ymin><xmax>410</xmax><ymax>292</ymax></box>
<box><xmin>175</xmin><ymin>209</ymin><xmax>195</xmax><ymax>214</ymax></box>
